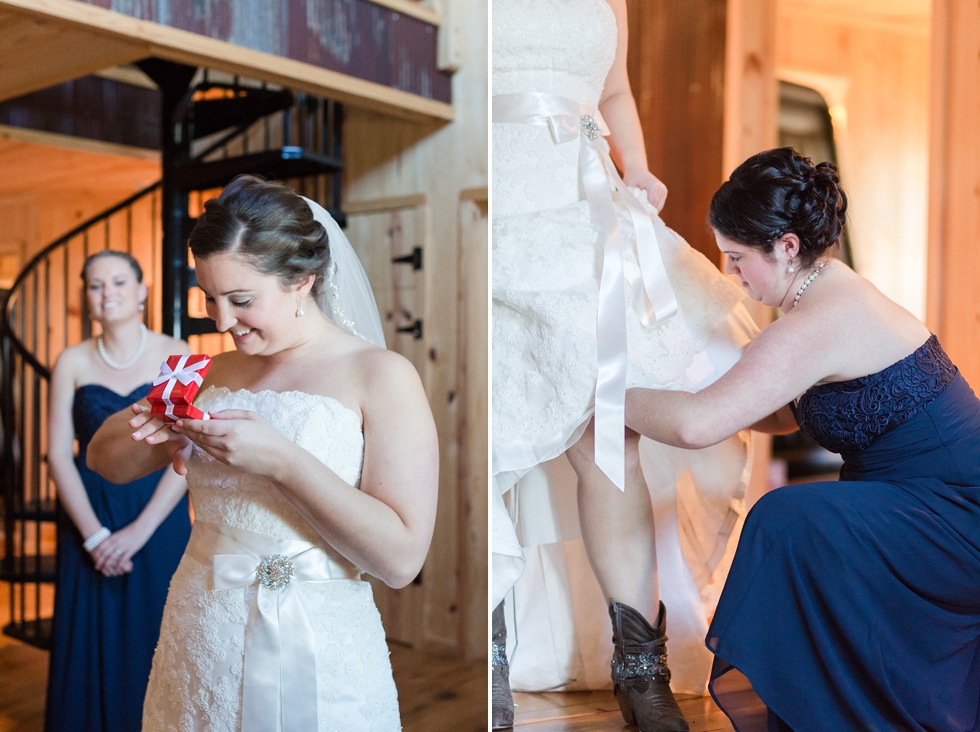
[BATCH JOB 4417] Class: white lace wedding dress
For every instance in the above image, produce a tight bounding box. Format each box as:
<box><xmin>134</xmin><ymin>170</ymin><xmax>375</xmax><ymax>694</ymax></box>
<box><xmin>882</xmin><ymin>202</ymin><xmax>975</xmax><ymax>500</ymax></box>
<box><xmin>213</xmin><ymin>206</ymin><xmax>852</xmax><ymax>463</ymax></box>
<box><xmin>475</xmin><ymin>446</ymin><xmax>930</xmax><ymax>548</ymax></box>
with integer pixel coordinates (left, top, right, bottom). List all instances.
<box><xmin>142</xmin><ymin>386</ymin><xmax>401</xmax><ymax>732</ymax></box>
<box><xmin>492</xmin><ymin>0</ymin><xmax>759</xmax><ymax>695</ymax></box>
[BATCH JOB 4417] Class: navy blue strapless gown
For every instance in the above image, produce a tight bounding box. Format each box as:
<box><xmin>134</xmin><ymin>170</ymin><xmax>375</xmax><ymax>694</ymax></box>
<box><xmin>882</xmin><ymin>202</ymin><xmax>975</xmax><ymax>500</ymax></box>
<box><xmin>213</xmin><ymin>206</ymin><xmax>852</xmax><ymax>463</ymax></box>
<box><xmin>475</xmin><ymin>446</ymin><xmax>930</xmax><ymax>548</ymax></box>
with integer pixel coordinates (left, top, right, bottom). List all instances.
<box><xmin>44</xmin><ymin>384</ymin><xmax>191</xmax><ymax>732</ymax></box>
<box><xmin>707</xmin><ymin>336</ymin><xmax>980</xmax><ymax>732</ymax></box>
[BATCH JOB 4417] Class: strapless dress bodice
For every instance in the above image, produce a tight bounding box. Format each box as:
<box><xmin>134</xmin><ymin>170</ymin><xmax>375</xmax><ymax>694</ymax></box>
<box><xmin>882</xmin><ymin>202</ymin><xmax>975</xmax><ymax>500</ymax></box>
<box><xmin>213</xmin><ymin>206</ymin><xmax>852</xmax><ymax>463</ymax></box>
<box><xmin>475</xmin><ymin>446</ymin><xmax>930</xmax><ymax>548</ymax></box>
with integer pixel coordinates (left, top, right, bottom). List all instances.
<box><xmin>73</xmin><ymin>382</ymin><xmax>152</xmax><ymax>458</ymax></box>
<box><xmin>492</xmin><ymin>0</ymin><xmax>618</xmax><ymax>216</ymax></box>
<box><xmin>189</xmin><ymin>386</ymin><xmax>364</xmax><ymax>545</ymax></box>
<box><xmin>492</xmin><ymin>0</ymin><xmax>616</xmax><ymax>103</ymax></box>
<box><xmin>790</xmin><ymin>335</ymin><xmax>956</xmax><ymax>456</ymax></box>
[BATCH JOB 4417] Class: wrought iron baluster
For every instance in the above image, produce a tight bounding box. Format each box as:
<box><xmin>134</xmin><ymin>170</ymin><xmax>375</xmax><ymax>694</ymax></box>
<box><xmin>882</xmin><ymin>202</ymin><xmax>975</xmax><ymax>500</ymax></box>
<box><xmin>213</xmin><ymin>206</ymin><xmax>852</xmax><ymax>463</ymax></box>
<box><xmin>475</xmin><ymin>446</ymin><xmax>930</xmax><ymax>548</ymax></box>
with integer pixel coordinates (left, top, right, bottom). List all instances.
<box><xmin>32</xmin><ymin>369</ymin><xmax>41</xmax><ymax>639</ymax></box>
<box><xmin>17</xmin><ymin>351</ymin><xmax>26</xmax><ymax>632</ymax></box>
<box><xmin>62</xmin><ymin>244</ymin><xmax>69</xmax><ymax>351</ymax></box>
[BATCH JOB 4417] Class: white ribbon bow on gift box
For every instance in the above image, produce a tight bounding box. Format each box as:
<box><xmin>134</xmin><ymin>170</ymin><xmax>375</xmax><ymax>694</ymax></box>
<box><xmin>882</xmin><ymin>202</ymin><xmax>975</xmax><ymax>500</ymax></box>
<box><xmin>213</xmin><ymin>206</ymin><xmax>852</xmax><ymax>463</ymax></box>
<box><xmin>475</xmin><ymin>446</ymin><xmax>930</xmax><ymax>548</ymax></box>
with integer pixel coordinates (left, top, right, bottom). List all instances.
<box><xmin>493</xmin><ymin>92</ymin><xmax>679</xmax><ymax>490</ymax></box>
<box><xmin>152</xmin><ymin>354</ymin><xmax>210</xmax><ymax>419</ymax></box>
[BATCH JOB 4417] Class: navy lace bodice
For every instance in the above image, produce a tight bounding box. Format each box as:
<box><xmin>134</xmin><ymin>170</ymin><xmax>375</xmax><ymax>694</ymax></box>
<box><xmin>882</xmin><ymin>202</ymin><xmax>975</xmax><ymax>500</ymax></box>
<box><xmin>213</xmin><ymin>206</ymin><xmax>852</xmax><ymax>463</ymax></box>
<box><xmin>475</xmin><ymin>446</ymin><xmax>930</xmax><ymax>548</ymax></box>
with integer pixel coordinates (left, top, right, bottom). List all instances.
<box><xmin>73</xmin><ymin>383</ymin><xmax>152</xmax><ymax>462</ymax></box>
<box><xmin>789</xmin><ymin>335</ymin><xmax>956</xmax><ymax>455</ymax></box>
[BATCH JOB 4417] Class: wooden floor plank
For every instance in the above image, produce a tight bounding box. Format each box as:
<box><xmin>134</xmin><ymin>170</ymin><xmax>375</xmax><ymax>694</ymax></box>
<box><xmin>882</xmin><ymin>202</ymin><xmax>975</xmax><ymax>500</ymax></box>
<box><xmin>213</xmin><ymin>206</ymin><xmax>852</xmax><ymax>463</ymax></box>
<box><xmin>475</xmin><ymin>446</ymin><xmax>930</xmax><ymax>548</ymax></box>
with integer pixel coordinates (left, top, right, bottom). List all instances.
<box><xmin>512</xmin><ymin>690</ymin><xmax>735</xmax><ymax>732</ymax></box>
<box><xmin>0</xmin><ymin>582</ymin><xmax>485</xmax><ymax>732</ymax></box>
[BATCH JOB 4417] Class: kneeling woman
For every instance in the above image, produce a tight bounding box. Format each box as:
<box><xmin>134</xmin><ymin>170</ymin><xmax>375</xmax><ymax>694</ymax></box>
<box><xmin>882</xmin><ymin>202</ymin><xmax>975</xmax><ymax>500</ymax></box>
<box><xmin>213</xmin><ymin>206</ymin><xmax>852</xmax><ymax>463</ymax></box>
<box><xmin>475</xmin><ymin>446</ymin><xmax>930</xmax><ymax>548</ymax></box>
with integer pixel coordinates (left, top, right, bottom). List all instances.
<box><xmin>626</xmin><ymin>147</ymin><xmax>980</xmax><ymax>732</ymax></box>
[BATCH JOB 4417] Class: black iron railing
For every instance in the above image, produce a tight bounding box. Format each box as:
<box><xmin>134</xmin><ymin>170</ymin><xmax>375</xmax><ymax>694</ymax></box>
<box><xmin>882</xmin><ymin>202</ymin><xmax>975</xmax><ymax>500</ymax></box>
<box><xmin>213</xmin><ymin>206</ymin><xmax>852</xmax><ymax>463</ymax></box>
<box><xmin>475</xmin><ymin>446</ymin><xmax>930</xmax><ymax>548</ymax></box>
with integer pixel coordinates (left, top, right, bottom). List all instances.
<box><xmin>0</xmin><ymin>181</ymin><xmax>163</xmax><ymax>648</ymax></box>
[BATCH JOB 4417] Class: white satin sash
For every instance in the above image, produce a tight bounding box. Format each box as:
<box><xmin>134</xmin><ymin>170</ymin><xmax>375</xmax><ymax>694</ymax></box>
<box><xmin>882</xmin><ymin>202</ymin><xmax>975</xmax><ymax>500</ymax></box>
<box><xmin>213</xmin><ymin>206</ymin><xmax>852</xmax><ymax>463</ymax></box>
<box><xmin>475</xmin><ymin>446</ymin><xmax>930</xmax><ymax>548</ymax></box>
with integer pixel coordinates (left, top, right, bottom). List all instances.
<box><xmin>493</xmin><ymin>92</ymin><xmax>678</xmax><ymax>489</ymax></box>
<box><xmin>186</xmin><ymin>520</ymin><xmax>361</xmax><ymax>732</ymax></box>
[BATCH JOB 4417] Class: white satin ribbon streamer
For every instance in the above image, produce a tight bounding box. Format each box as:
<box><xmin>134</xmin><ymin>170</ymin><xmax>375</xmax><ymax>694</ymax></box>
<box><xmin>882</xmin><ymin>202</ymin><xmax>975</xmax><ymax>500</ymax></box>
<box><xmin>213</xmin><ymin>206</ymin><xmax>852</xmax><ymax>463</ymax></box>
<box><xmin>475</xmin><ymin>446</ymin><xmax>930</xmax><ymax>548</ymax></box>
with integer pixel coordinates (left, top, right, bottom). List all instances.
<box><xmin>493</xmin><ymin>92</ymin><xmax>678</xmax><ymax>489</ymax></box>
<box><xmin>153</xmin><ymin>355</ymin><xmax>211</xmax><ymax>420</ymax></box>
<box><xmin>187</xmin><ymin>521</ymin><xmax>361</xmax><ymax>732</ymax></box>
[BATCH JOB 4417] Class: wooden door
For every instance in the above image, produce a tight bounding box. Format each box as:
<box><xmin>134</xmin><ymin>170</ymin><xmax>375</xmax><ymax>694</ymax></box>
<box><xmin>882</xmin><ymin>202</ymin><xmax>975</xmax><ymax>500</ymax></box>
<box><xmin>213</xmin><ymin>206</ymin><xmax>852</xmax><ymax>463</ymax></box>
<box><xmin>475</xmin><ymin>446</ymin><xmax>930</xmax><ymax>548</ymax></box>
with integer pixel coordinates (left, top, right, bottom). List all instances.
<box><xmin>344</xmin><ymin>196</ymin><xmax>429</xmax><ymax>647</ymax></box>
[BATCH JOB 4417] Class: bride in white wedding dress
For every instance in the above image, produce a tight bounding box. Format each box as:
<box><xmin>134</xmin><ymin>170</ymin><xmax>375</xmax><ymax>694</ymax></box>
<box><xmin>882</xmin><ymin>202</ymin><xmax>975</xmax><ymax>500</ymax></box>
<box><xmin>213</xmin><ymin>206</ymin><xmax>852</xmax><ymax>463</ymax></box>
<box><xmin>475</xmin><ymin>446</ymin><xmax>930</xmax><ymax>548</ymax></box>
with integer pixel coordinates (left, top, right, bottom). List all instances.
<box><xmin>88</xmin><ymin>175</ymin><xmax>438</xmax><ymax>732</ymax></box>
<box><xmin>492</xmin><ymin>1</ymin><xmax>758</xmax><ymax>730</ymax></box>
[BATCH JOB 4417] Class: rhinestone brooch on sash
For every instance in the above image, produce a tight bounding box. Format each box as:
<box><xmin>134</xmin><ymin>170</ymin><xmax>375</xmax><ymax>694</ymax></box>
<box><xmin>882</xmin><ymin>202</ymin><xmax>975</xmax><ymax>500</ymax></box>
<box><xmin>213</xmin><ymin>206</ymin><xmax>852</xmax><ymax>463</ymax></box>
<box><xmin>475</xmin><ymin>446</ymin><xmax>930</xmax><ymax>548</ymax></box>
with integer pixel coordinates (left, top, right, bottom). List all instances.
<box><xmin>257</xmin><ymin>554</ymin><xmax>294</xmax><ymax>590</ymax></box>
<box><xmin>580</xmin><ymin>115</ymin><xmax>601</xmax><ymax>141</ymax></box>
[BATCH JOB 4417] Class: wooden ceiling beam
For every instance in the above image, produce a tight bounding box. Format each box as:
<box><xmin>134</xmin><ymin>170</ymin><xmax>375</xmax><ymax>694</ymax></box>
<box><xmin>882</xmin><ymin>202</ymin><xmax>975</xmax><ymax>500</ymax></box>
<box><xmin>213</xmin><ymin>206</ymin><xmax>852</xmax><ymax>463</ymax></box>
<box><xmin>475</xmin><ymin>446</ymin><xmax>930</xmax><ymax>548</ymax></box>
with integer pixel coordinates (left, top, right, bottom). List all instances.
<box><xmin>0</xmin><ymin>9</ymin><xmax>143</xmax><ymax>102</ymax></box>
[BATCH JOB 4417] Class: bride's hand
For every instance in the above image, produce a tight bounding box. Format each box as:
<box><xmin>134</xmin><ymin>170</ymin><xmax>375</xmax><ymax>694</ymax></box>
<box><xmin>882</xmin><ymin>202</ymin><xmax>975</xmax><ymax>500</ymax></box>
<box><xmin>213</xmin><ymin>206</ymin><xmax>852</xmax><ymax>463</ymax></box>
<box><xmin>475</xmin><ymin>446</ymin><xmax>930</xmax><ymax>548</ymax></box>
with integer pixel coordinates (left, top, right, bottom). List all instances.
<box><xmin>171</xmin><ymin>410</ymin><xmax>290</xmax><ymax>477</ymax></box>
<box><xmin>624</xmin><ymin>169</ymin><xmax>668</xmax><ymax>212</ymax></box>
<box><xmin>128</xmin><ymin>402</ymin><xmax>194</xmax><ymax>475</ymax></box>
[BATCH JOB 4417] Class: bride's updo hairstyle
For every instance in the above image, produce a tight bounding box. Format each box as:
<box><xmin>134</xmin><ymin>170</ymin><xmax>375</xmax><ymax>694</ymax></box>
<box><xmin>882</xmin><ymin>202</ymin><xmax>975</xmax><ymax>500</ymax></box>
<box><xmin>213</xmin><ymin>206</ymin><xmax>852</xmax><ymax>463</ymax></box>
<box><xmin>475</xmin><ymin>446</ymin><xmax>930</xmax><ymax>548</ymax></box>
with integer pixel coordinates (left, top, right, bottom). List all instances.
<box><xmin>709</xmin><ymin>147</ymin><xmax>847</xmax><ymax>268</ymax></box>
<box><xmin>188</xmin><ymin>174</ymin><xmax>329</xmax><ymax>296</ymax></box>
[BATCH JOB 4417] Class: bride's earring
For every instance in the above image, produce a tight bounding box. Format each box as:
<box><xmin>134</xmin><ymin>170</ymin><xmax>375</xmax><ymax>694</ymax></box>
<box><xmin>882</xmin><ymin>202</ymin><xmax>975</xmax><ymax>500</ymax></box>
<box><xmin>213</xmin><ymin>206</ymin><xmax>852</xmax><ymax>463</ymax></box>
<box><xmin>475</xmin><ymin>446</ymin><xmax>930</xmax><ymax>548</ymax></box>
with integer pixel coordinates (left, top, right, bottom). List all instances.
<box><xmin>296</xmin><ymin>304</ymin><xmax>305</xmax><ymax>317</ymax></box>
<box><xmin>787</xmin><ymin>260</ymin><xmax>796</xmax><ymax>274</ymax></box>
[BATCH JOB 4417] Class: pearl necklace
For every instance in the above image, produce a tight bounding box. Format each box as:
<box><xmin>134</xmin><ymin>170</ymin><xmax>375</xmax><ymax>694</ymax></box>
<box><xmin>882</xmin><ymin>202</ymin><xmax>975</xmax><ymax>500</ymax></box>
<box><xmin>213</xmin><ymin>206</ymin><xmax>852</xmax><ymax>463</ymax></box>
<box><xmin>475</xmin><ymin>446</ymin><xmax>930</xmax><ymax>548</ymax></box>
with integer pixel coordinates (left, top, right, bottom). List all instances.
<box><xmin>97</xmin><ymin>324</ymin><xmax>148</xmax><ymax>370</ymax></box>
<box><xmin>793</xmin><ymin>263</ymin><xmax>825</xmax><ymax>308</ymax></box>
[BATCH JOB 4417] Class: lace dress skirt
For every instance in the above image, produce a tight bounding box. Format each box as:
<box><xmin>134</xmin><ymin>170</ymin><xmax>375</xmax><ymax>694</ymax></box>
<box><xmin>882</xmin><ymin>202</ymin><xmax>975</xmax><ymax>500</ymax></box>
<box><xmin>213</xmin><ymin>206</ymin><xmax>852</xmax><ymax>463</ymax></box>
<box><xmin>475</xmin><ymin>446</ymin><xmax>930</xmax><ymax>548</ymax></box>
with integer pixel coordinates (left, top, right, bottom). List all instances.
<box><xmin>142</xmin><ymin>552</ymin><xmax>399</xmax><ymax>732</ymax></box>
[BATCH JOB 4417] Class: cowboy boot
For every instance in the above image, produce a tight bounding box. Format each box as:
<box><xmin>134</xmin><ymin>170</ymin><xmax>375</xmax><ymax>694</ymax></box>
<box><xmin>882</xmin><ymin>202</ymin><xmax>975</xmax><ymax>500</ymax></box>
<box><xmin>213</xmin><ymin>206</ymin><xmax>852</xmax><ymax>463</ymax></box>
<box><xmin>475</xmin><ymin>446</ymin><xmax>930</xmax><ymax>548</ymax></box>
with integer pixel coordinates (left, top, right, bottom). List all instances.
<box><xmin>609</xmin><ymin>600</ymin><xmax>689</xmax><ymax>732</ymax></box>
<box><xmin>492</xmin><ymin>600</ymin><xmax>515</xmax><ymax>729</ymax></box>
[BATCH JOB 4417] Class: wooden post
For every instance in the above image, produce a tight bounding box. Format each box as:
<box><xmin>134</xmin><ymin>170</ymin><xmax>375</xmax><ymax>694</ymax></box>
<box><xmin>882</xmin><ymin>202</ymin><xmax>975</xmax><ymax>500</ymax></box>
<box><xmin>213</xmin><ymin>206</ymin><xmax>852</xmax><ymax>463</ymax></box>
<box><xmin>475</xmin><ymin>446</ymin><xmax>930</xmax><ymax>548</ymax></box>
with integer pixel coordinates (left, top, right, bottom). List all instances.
<box><xmin>722</xmin><ymin>0</ymin><xmax>778</xmax><ymax>507</ymax></box>
<box><xmin>722</xmin><ymin>0</ymin><xmax>778</xmax><ymax>182</ymax></box>
<box><xmin>456</xmin><ymin>188</ymin><xmax>487</xmax><ymax>661</ymax></box>
<box><xmin>626</xmin><ymin>0</ymin><xmax>727</xmax><ymax>262</ymax></box>
<box><xmin>928</xmin><ymin>0</ymin><xmax>980</xmax><ymax>388</ymax></box>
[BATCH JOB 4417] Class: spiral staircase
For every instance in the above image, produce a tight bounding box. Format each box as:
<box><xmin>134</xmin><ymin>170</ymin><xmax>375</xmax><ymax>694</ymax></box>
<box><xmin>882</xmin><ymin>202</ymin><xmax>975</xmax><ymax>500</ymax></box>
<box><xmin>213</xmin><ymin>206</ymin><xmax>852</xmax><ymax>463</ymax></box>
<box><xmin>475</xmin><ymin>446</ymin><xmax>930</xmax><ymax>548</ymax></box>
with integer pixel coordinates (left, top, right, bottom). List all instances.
<box><xmin>0</xmin><ymin>62</ymin><xmax>345</xmax><ymax>649</ymax></box>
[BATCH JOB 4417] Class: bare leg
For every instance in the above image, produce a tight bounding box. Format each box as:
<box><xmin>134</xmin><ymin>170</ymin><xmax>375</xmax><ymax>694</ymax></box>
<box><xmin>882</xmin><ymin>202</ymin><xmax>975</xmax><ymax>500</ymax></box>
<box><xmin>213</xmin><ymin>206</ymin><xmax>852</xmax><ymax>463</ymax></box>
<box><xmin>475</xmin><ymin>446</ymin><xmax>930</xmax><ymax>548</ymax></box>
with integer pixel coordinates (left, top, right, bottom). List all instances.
<box><xmin>566</xmin><ymin>421</ymin><xmax>659</xmax><ymax>619</ymax></box>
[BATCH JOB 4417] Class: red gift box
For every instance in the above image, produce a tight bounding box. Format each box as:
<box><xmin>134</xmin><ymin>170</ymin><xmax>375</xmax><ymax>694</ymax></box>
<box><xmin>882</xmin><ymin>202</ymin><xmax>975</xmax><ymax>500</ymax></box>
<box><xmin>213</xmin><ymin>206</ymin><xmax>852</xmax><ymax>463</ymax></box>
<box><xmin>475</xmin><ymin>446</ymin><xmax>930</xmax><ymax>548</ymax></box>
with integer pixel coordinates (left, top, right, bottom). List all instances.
<box><xmin>148</xmin><ymin>354</ymin><xmax>212</xmax><ymax>422</ymax></box>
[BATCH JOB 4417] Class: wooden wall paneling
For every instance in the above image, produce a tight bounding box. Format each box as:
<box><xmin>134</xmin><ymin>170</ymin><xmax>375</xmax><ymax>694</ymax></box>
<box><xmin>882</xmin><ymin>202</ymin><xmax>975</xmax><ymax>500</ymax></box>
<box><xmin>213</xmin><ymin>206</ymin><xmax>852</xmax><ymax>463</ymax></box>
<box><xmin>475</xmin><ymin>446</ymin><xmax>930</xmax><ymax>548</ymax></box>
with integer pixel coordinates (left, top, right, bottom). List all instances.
<box><xmin>341</xmin><ymin>0</ymin><xmax>486</xmax><ymax>660</ymax></box>
<box><xmin>927</xmin><ymin>0</ymin><xmax>980</xmax><ymax>388</ymax></box>
<box><xmin>775</xmin><ymin>3</ymin><xmax>930</xmax><ymax>320</ymax></box>
<box><xmin>456</xmin><ymin>188</ymin><xmax>487</xmax><ymax>661</ymax></box>
<box><xmin>417</xmin><ymin>189</ymin><xmax>465</xmax><ymax>658</ymax></box>
<box><xmin>722</xmin><ymin>0</ymin><xmax>778</xmax><ymax>507</ymax></box>
<box><xmin>0</xmin><ymin>194</ymin><xmax>37</xmax><ymax>287</ymax></box>
<box><xmin>627</xmin><ymin>0</ymin><xmax>728</xmax><ymax>263</ymax></box>
<box><xmin>342</xmin><ymin>0</ymin><xmax>486</xmax><ymax>658</ymax></box>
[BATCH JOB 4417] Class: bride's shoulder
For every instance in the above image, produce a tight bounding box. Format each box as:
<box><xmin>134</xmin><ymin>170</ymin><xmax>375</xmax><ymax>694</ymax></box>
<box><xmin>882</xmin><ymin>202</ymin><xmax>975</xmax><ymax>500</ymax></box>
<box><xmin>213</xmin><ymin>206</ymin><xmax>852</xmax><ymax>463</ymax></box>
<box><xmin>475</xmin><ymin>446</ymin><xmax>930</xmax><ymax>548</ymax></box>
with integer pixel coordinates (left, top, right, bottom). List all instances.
<box><xmin>322</xmin><ymin>341</ymin><xmax>424</xmax><ymax>409</ymax></box>
<box><xmin>346</xmin><ymin>343</ymin><xmax>420</xmax><ymax>389</ymax></box>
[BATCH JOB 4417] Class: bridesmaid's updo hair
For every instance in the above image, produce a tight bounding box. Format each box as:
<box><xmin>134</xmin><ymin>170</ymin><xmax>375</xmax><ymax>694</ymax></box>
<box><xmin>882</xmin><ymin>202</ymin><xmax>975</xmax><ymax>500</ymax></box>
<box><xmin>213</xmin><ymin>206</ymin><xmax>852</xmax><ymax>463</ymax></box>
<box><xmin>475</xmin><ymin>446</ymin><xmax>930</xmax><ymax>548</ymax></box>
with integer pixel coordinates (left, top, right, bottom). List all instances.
<box><xmin>81</xmin><ymin>250</ymin><xmax>144</xmax><ymax>283</ymax></box>
<box><xmin>188</xmin><ymin>175</ymin><xmax>329</xmax><ymax>296</ymax></box>
<box><xmin>709</xmin><ymin>147</ymin><xmax>847</xmax><ymax>268</ymax></box>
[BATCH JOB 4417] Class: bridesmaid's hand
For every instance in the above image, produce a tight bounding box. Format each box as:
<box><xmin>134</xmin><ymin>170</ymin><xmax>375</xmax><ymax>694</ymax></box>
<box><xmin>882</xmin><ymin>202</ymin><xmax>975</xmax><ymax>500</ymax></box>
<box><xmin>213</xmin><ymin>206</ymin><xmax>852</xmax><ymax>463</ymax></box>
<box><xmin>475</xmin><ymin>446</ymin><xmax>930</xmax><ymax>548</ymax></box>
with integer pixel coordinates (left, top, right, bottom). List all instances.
<box><xmin>90</xmin><ymin>522</ymin><xmax>152</xmax><ymax>577</ymax></box>
<box><xmin>624</xmin><ymin>169</ymin><xmax>668</xmax><ymax>212</ymax></box>
<box><xmin>171</xmin><ymin>410</ymin><xmax>292</xmax><ymax>478</ymax></box>
<box><xmin>128</xmin><ymin>402</ymin><xmax>194</xmax><ymax>475</ymax></box>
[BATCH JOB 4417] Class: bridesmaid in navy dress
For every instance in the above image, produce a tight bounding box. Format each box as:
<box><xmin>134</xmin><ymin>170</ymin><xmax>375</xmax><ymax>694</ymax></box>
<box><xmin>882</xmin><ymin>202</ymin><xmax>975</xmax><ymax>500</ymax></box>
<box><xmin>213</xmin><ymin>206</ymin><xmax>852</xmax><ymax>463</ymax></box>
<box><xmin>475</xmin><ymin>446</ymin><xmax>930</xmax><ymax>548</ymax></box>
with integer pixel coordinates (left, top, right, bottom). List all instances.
<box><xmin>45</xmin><ymin>251</ymin><xmax>192</xmax><ymax>732</ymax></box>
<box><xmin>623</xmin><ymin>148</ymin><xmax>980</xmax><ymax>731</ymax></box>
